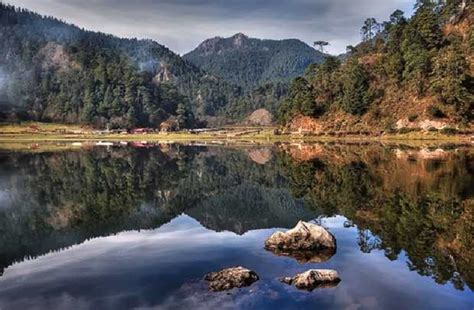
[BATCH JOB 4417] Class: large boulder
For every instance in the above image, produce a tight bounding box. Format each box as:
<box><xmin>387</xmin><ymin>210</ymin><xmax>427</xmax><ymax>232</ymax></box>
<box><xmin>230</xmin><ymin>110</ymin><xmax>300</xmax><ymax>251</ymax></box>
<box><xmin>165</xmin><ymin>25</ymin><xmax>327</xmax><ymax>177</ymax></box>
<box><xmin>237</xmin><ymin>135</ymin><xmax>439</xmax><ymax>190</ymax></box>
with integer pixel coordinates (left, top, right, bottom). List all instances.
<box><xmin>264</xmin><ymin>221</ymin><xmax>336</xmax><ymax>263</ymax></box>
<box><xmin>204</xmin><ymin>266</ymin><xmax>259</xmax><ymax>291</ymax></box>
<box><xmin>247</xmin><ymin>109</ymin><xmax>273</xmax><ymax>126</ymax></box>
<box><xmin>281</xmin><ymin>269</ymin><xmax>341</xmax><ymax>291</ymax></box>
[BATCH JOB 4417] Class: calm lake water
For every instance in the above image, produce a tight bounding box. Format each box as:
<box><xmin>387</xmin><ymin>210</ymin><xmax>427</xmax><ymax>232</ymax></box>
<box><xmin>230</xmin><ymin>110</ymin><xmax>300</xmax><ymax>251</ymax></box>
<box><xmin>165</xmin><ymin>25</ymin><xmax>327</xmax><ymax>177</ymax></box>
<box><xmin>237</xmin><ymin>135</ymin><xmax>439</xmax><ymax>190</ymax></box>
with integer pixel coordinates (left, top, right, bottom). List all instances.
<box><xmin>0</xmin><ymin>142</ymin><xmax>472</xmax><ymax>309</ymax></box>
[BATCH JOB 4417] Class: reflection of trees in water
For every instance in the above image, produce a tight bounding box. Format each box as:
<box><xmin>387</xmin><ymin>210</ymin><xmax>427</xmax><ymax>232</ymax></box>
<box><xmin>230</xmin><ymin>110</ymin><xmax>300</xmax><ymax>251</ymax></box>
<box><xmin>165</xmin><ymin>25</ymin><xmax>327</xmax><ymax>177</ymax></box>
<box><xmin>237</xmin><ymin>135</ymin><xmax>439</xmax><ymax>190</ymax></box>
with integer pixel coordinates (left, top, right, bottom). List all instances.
<box><xmin>280</xmin><ymin>147</ymin><xmax>474</xmax><ymax>290</ymax></box>
<box><xmin>0</xmin><ymin>147</ymin><xmax>189</xmax><ymax>274</ymax></box>
<box><xmin>0</xmin><ymin>145</ymin><xmax>309</xmax><ymax>273</ymax></box>
<box><xmin>187</xmin><ymin>183</ymin><xmax>315</xmax><ymax>234</ymax></box>
<box><xmin>357</xmin><ymin>230</ymin><xmax>382</xmax><ymax>254</ymax></box>
<box><xmin>1</xmin><ymin>144</ymin><xmax>472</xmax><ymax>290</ymax></box>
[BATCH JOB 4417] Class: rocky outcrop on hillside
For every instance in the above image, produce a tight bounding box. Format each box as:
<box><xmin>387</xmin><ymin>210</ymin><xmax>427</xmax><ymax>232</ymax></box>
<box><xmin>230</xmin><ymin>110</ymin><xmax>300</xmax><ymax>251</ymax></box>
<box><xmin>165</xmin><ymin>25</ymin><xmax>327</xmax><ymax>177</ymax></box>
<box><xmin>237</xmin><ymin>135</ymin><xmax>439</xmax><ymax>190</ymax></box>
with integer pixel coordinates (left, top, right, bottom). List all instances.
<box><xmin>285</xmin><ymin>116</ymin><xmax>324</xmax><ymax>133</ymax></box>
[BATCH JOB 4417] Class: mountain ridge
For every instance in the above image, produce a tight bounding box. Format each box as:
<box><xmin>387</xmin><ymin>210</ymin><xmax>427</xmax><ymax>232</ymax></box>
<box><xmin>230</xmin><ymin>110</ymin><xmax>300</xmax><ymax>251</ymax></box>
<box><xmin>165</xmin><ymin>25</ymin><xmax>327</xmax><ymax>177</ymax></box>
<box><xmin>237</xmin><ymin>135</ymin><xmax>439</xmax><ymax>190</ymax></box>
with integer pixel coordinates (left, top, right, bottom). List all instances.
<box><xmin>184</xmin><ymin>33</ymin><xmax>328</xmax><ymax>91</ymax></box>
<box><xmin>0</xmin><ymin>3</ymin><xmax>248</xmax><ymax>126</ymax></box>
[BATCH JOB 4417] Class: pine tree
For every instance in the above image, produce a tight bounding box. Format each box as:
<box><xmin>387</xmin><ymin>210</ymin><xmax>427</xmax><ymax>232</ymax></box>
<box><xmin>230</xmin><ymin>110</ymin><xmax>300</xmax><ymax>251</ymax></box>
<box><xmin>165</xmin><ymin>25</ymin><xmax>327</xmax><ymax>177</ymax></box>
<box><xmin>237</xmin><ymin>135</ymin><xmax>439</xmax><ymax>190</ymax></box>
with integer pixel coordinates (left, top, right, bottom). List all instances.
<box><xmin>361</xmin><ymin>18</ymin><xmax>380</xmax><ymax>41</ymax></box>
<box><xmin>176</xmin><ymin>103</ymin><xmax>188</xmax><ymax>130</ymax></box>
<box><xmin>81</xmin><ymin>87</ymin><xmax>96</xmax><ymax>122</ymax></box>
<box><xmin>127</xmin><ymin>104</ymin><xmax>138</xmax><ymax>128</ymax></box>
<box><xmin>431</xmin><ymin>40</ymin><xmax>473</xmax><ymax>119</ymax></box>
<box><xmin>98</xmin><ymin>86</ymin><xmax>113</xmax><ymax>116</ymax></box>
<box><xmin>288</xmin><ymin>77</ymin><xmax>315</xmax><ymax>117</ymax></box>
<box><xmin>341</xmin><ymin>59</ymin><xmax>370</xmax><ymax>115</ymax></box>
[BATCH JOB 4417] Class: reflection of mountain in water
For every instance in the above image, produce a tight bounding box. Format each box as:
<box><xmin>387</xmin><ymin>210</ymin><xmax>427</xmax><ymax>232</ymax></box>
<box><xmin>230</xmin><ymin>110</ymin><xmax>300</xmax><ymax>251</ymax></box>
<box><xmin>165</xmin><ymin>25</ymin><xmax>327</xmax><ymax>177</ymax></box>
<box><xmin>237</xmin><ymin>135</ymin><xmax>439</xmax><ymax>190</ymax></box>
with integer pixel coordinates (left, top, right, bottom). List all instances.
<box><xmin>0</xmin><ymin>143</ymin><xmax>472</xmax><ymax>293</ymax></box>
<box><xmin>0</xmin><ymin>145</ymin><xmax>312</xmax><ymax>274</ymax></box>
<box><xmin>188</xmin><ymin>183</ymin><xmax>315</xmax><ymax>235</ymax></box>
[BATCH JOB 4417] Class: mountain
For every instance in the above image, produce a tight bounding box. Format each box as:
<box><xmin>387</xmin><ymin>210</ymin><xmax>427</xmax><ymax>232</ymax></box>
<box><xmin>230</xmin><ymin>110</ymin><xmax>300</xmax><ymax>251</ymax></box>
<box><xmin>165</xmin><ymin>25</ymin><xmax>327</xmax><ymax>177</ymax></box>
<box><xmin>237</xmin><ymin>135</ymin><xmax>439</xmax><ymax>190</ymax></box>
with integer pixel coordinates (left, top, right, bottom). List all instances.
<box><xmin>184</xmin><ymin>33</ymin><xmax>327</xmax><ymax>121</ymax></box>
<box><xmin>183</xmin><ymin>33</ymin><xmax>326</xmax><ymax>90</ymax></box>
<box><xmin>279</xmin><ymin>2</ymin><xmax>473</xmax><ymax>133</ymax></box>
<box><xmin>0</xmin><ymin>4</ymin><xmax>243</xmax><ymax>127</ymax></box>
<box><xmin>184</xmin><ymin>33</ymin><xmax>327</xmax><ymax>91</ymax></box>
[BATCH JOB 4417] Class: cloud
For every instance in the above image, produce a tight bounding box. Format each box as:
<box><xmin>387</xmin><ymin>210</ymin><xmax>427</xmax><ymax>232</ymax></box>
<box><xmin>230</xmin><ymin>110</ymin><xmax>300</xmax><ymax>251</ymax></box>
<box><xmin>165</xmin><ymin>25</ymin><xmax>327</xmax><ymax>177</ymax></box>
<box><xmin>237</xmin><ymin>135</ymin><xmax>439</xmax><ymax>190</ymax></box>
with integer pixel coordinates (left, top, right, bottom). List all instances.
<box><xmin>5</xmin><ymin>0</ymin><xmax>414</xmax><ymax>55</ymax></box>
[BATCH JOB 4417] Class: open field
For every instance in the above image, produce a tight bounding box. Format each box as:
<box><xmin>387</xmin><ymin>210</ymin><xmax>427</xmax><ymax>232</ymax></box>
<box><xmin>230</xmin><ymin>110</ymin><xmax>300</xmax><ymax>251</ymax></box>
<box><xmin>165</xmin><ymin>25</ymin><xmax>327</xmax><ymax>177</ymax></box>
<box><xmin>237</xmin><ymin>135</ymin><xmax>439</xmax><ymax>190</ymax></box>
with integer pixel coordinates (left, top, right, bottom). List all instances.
<box><xmin>0</xmin><ymin>122</ymin><xmax>473</xmax><ymax>144</ymax></box>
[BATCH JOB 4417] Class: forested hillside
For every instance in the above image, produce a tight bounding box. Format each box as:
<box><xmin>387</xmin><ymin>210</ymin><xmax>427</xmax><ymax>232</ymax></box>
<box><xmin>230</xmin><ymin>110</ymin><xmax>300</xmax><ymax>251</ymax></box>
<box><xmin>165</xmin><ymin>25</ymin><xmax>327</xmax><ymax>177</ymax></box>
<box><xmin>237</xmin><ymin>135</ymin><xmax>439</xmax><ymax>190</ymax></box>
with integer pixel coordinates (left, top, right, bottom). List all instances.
<box><xmin>0</xmin><ymin>4</ymin><xmax>244</xmax><ymax>128</ymax></box>
<box><xmin>184</xmin><ymin>33</ymin><xmax>327</xmax><ymax>120</ymax></box>
<box><xmin>184</xmin><ymin>33</ymin><xmax>326</xmax><ymax>90</ymax></box>
<box><xmin>280</xmin><ymin>0</ymin><xmax>473</xmax><ymax>133</ymax></box>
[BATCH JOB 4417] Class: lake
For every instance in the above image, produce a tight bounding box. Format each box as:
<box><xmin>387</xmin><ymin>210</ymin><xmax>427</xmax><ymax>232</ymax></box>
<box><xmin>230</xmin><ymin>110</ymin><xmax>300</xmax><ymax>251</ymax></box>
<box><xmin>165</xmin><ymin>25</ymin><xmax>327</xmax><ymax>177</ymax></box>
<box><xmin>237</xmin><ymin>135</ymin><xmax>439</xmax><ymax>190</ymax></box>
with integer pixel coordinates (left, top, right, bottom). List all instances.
<box><xmin>0</xmin><ymin>142</ymin><xmax>472</xmax><ymax>309</ymax></box>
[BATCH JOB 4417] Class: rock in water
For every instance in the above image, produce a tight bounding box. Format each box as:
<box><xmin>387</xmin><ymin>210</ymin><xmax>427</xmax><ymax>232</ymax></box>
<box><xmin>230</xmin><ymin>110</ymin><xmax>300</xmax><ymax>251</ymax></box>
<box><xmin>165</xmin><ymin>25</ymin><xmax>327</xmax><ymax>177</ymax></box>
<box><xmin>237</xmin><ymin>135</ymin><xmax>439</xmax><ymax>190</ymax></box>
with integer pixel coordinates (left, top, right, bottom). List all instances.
<box><xmin>204</xmin><ymin>266</ymin><xmax>259</xmax><ymax>291</ymax></box>
<box><xmin>281</xmin><ymin>269</ymin><xmax>341</xmax><ymax>291</ymax></box>
<box><xmin>264</xmin><ymin>221</ymin><xmax>336</xmax><ymax>263</ymax></box>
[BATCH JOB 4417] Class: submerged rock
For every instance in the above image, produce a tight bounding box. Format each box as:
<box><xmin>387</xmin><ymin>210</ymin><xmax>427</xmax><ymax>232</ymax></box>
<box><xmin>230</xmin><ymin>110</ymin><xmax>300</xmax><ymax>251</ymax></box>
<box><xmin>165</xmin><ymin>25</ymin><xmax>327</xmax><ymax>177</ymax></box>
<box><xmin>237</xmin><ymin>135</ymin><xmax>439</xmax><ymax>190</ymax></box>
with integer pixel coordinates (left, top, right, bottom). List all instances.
<box><xmin>281</xmin><ymin>269</ymin><xmax>341</xmax><ymax>291</ymax></box>
<box><xmin>264</xmin><ymin>221</ymin><xmax>336</xmax><ymax>263</ymax></box>
<box><xmin>204</xmin><ymin>266</ymin><xmax>259</xmax><ymax>292</ymax></box>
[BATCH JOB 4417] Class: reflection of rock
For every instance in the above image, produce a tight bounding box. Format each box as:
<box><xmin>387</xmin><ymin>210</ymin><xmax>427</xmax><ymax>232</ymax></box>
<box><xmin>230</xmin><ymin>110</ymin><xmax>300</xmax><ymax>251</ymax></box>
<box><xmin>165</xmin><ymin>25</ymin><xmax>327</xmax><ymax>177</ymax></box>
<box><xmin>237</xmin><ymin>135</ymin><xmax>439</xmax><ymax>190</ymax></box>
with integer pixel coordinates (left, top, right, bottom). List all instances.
<box><xmin>248</xmin><ymin>148</ymin><xmax>273</xmax><ymax>165</ymax></box>
<box><xmin>286</xmin><ymin>116</ymin><xmax>323</xmax><ymax>133</ymax></box>
<box><xmin>394</xmin><ymin>148</ymin><xmax>450</xmax><ymax>160</ymax></box>
<box><xmin>280</xmin><ymin>143</ymin><xmax>325</xmax><ymax>162</ymax></box>
<box><xmin>271</xmin><ymin>248</ymin><xmax>336</xmax><ymax>264</ymax></box>
<box><xmin>281</xmin><ymin>269</ymin><xmax>341</xmax><ymax>291</ymax></box>
<box><xmin>265</xmin><ymin>221</ymin><xmax>336</xmax><ymax>262</ymax></box>
<box><xmin>204</xmin><ymin>267</ymin><xmax>259</xmax><ymax>291</ymax></box>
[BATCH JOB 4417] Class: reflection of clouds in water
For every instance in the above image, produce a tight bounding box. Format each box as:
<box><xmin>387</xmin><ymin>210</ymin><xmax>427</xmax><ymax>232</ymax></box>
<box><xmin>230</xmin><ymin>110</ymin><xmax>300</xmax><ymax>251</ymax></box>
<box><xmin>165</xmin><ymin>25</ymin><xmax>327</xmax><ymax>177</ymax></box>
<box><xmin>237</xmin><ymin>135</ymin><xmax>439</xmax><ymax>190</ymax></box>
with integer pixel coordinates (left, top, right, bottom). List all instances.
<box><xmin>0</xmin><ymin>214</ymin><xmax>472</xmax><ymax>310</ymax></box>
<box><xmin>0</xmin><ymin>189</ymin><xmax>13</xmax><ymax>209</ymax></box>
<box><xmin>2</xmin><ymin>215</ymin><xmax>232</xmax><ymax>279</ymax></box>
<box><xmin>0</xmin><ymin>294</ymin><xmax>93</xmax><ymax>310</ymax></box>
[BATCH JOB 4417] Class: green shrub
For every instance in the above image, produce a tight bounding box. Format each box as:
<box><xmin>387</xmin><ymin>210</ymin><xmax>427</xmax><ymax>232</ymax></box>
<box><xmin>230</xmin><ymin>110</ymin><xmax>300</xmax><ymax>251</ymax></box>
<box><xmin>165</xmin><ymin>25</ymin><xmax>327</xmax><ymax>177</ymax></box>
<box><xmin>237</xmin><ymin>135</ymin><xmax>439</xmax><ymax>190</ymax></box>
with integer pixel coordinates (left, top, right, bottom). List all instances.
<box><xmin>427</xmin><ymin>105</ymin><xmax>445</xmax><ymax>118</ymax></box>
<box><xmin>440</xmin><ymin>127</ymin><xmax>458</xmax><ymax>135</ymax></box>
<box><xmin>408</xmin><ymin>114</ymin><xmax>419</xmax><ymax>122</ymax></box>
<box><xmin>398</xmin><ymin>127</ymin><xmax>417</xmax><ymax>134</ymax></box>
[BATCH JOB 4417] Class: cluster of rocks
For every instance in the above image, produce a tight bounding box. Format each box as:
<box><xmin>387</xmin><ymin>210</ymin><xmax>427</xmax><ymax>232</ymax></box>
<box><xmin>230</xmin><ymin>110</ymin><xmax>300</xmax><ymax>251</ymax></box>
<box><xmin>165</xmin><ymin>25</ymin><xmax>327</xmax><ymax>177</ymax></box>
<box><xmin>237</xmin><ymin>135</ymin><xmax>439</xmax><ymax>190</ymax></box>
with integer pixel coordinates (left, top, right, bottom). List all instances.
<box><xmin>204</xmin><ymin>221</ymin><xmax>341</xmax><ymax>292</ymax></box>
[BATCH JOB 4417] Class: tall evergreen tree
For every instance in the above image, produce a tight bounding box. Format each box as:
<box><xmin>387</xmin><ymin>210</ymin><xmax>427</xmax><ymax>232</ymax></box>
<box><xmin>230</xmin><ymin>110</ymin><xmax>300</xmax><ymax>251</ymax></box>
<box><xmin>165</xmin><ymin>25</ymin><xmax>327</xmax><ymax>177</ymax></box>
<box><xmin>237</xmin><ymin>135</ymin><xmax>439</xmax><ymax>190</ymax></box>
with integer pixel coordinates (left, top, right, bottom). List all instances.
<box><xmin>341</xmin><ymin>59</ymin><xmax>370</xmax><ymax>115</ymax></box>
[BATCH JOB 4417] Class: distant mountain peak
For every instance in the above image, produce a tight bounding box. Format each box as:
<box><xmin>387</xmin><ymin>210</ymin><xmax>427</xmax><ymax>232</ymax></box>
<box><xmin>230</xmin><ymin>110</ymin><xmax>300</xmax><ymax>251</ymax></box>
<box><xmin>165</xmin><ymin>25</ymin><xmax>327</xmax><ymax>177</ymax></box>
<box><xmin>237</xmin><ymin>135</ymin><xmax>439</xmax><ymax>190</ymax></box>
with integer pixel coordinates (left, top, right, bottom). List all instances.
<box><xmin>231</xmin><ymin>32</ymin><xmax>249</xmax><ymax>47</ymax></box>
<box><xmin>184</xmin><ymin>34</ymin><xmax>327</xmax><ymax>90</ymax></box>
<box><xmin>232</xmin><ymin>32</ymin><xmax>248</xmax><ymax>38</ymax></box>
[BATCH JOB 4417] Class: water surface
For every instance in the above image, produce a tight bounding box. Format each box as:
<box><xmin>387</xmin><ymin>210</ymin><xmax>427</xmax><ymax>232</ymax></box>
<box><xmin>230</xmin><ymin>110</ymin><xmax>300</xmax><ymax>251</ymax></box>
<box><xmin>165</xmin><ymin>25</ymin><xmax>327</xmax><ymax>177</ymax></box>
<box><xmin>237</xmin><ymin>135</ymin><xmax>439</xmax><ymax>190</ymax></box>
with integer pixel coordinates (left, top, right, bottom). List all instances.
<box><xmin>0</xmin><ymin>142</ymin><xmax>472</xmax><ymax>309</ymax></box>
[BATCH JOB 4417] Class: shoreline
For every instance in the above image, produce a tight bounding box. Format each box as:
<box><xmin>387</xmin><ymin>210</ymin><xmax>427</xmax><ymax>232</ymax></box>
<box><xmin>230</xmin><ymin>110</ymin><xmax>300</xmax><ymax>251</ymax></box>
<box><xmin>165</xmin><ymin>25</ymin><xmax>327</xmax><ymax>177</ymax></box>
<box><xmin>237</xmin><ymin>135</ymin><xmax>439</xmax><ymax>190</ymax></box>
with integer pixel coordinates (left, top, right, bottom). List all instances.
<box><xmin>0</xmin><ymin>122</ymin><xmax>472</xmax><ymax>144</ymax></box>
<box><xmin>0</xmin><ymin>131</ymin><xmax>472</xmax><ymax>143</ymax></box>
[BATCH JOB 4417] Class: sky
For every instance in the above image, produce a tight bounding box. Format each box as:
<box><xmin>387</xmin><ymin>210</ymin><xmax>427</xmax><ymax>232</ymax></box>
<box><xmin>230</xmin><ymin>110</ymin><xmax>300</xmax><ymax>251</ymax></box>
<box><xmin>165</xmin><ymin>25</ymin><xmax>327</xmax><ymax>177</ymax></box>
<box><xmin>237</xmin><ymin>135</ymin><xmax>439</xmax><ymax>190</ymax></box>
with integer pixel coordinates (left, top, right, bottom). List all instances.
<box><xmin>5</xmin><ymin>0</ymin><xmax>414</xmax><ymax>55</ymax></box>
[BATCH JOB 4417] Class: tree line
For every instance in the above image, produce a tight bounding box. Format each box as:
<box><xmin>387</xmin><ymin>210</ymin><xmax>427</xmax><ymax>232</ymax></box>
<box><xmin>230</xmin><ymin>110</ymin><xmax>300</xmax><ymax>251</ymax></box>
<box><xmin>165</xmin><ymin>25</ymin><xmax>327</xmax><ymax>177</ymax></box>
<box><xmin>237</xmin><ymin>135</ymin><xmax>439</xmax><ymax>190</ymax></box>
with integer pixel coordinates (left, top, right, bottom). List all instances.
<box><xmin>0</xmin><ymin>4</ymin><xmax>253</xmax><ymax>128</ymax></box>
<box><xmin>279</xmin><ymin>0</ymin><xmax>473</xmax><ymax>126</ymax></box>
